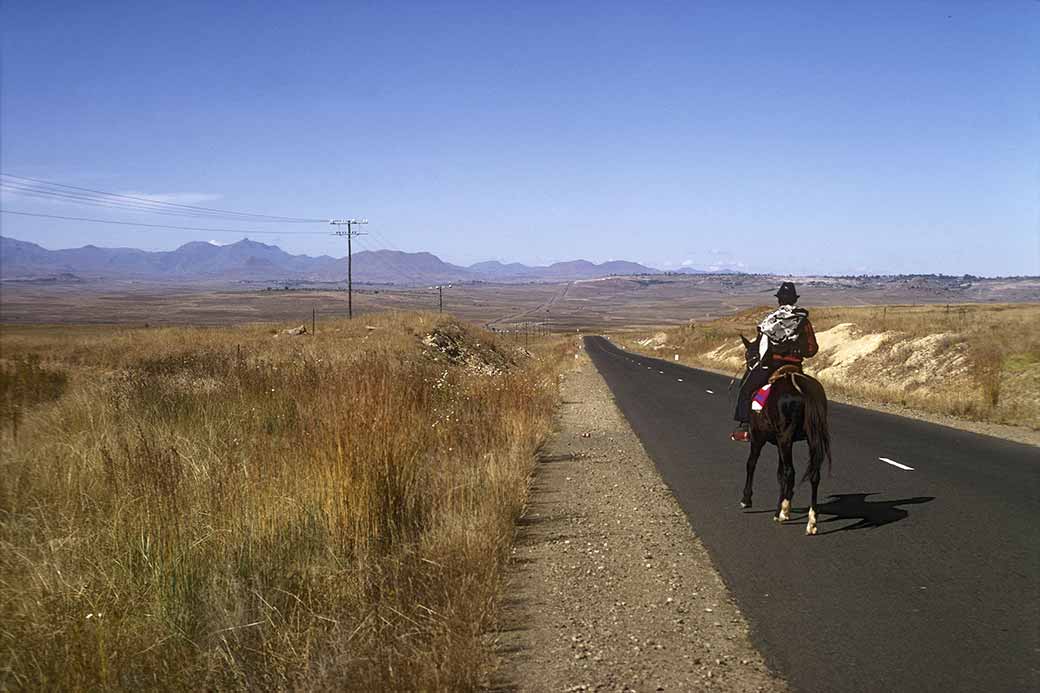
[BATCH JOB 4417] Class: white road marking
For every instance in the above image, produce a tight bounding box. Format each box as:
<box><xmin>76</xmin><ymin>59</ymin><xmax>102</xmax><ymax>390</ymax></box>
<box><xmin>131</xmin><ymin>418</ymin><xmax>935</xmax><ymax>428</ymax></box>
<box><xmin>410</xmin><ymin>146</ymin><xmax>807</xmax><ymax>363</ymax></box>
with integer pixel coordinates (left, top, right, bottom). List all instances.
<box><xmin>879</xmin><ymin>457</ymin><xmax>914</xmax><ymax>471</ymax></box>
<box><xmin>706</xmin><ymin>389</ymin><xmax>714</xmax><ymax>394</ymax></box>
<box><xmin>677</xmin><ymin>378</ymin><xmax>684</xmax><ymax>382</ymax></box>
<box><xmin>659</xmin><ymin>370</ymin><xmax>664</xmax><ymax>374</ymax></box>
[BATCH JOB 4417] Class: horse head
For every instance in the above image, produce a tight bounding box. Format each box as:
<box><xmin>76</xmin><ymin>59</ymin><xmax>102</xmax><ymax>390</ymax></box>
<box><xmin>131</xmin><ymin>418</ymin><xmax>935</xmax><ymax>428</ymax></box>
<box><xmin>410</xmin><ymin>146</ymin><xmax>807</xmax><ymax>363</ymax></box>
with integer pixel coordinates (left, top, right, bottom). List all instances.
<box><xmin>740</xmin><ymin>329</ymin><xmax>762</xmax><ymax>369</ymax></box>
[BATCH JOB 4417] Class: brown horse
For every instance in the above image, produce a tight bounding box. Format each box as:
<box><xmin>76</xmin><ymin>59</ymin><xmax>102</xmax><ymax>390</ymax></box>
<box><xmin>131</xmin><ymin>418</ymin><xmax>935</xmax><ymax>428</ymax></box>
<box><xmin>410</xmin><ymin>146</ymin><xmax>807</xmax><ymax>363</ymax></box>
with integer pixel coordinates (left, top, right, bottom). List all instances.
<box><xmin>739</xmin><ymin>333</ymin><xmax>832</xmax><ymax>535</ymax></box>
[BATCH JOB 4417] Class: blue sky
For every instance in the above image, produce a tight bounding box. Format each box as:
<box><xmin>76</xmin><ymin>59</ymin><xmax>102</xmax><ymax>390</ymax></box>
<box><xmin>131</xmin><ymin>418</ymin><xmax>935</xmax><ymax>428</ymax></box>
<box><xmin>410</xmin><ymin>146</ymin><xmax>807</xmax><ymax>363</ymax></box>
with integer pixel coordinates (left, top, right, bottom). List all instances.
<box><xmin>2</xmin><ymin>1</ymin><xmax>1037</xmax><ymax>275</ymax></box>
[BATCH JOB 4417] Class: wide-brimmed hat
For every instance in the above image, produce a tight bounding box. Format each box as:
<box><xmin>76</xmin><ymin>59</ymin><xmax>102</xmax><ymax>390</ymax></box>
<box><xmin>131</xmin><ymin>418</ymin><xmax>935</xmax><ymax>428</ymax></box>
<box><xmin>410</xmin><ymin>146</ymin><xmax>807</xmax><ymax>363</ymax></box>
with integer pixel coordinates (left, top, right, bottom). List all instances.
<box><xmin>775</xmin><ymin>282</ymin><xmax>799</xmax><ymax>301</ymax></box>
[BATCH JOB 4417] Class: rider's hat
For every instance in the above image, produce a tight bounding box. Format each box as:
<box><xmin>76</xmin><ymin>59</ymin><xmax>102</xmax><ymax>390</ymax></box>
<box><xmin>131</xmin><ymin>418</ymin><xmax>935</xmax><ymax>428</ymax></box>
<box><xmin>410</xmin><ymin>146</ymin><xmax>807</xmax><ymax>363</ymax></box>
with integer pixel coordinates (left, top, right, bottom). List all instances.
<box><xmin>775</xmin><ymin>282</ymin><xmax>799</xmax><ymax>302</ymax></box>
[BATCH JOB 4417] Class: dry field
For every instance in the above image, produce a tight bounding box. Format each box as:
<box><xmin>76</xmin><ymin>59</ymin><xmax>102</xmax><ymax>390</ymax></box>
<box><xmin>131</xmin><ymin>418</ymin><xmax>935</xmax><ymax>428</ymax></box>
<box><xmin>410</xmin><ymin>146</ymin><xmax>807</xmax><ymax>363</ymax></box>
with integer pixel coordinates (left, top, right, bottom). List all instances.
<box><xmin>3</xmin><ymin>274</ymin><xmax>1037</xmax><ymax>332</ymax></box>
<box><xmin>0</xmin><ymin>313</ymin><xmax>572</xmax><ymax>690</ymax></box>
<box><xmin>0</xmin><ymin>281</ymin><xmax>565</xmax><ymax>330</ymax></box>
<box><xmin>617</xmin><ymin>303</ymin><xmax>1040</xmax><ymax>431</ymax></box>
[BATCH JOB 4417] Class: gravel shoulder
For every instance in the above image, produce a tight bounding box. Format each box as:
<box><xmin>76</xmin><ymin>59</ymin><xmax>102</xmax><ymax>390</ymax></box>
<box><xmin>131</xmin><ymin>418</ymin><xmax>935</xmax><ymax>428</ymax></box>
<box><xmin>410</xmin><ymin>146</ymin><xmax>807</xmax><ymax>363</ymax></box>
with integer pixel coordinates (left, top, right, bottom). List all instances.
<box><xmin>487</xmin><ymin>352</ymin><xmax>786</xmax><ymax>692</ymax></box>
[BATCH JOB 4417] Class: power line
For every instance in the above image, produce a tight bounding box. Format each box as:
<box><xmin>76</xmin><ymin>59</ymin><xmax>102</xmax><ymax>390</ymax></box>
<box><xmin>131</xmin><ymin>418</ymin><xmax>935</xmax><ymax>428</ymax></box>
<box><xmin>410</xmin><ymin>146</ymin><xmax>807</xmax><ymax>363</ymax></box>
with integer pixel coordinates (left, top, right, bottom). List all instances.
<box><xmin>2</xmin><ymin>174</ymin><xmax>326</xmax><ymax>222</ymax></box>
<box><xmin>1</xmin><ymin>174</ymin><xmax>326</xmax><ymax>223</ymax></box>
<box><xmin>353</xmin><ymin>235</ymin><xmax>427</xmax><ymax>286</ymax></box>
<box><xmin>363</xmin><ymin>229</ymin><xmax>437</xmax><ymax>283</ymax></box>
<box><xmin>0</xmin><ymin>209</ymin><xmax>331</xmax><ymax>235</ymax></box>
<box><xmin>355</xmin><ymin>236</ymin><xmax>452</xmax><ymax>315</ymax></box>
<box><xmin>3</xmin><ymin>176</ymin><xmax>450</xmax><ymax>311</ymax></box>
<box><xmin>0</xmin><ymin>181</ymin><xmax>315</xmax><ymax>223</ymax></box>
<box><xmin>367</xmin><ymin>226</ymin><xmax>407</xmax><ymax>253</ymax></box>
<box><xmin>351</xmin><ymin>235</ymin><xmax>450</xmax><ymax>314</ymax></box>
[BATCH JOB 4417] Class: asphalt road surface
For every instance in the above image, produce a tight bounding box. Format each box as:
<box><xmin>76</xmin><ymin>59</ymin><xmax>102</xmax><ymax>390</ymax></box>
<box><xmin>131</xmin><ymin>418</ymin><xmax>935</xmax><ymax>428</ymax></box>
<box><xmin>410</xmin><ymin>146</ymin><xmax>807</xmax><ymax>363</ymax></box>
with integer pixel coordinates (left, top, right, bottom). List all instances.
<box><xmin>584</xmin><ymin>336</ymin><xmax>1038</xmax><ymax>693</ymax></box>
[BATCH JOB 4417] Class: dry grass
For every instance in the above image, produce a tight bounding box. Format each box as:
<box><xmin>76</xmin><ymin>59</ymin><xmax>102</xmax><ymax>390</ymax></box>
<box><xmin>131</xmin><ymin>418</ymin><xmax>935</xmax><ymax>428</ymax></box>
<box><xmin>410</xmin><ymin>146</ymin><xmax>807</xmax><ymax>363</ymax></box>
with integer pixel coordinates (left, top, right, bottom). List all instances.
<box><xmin>619</xmin><ymin>303</ymin><xmax>1040</xmax><ymax>430</ymax></box>
<box><xmin>0</xmin><ymin>313</ymin><xmax>572</xmax><ymax>691</ymax></box>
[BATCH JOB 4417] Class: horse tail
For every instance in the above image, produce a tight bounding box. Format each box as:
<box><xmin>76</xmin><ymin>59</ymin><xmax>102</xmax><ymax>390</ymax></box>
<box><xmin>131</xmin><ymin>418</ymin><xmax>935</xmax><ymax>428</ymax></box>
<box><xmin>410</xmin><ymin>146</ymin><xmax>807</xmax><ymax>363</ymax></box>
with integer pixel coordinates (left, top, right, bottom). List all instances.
<box><xmin>794</xmin><ymin>373</ymin><xmax>832</xmax><ymax>482</ymax></box>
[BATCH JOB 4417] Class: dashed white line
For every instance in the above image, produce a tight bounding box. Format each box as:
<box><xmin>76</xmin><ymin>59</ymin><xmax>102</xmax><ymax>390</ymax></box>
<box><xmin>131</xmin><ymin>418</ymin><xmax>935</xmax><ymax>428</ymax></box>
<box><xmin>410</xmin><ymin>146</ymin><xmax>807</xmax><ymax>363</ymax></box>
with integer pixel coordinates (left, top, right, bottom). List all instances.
<box><xmin>706</xmin><ymin>389</ymin><xmax>714</xmax><ymax>394</ymax></box>
<box><xmin>879</xmin><ymin>457</ymin><xmax>914</xmax><ymax>471</ymax></box>
<box><xmin>677</xmin><ymin>378</ymin><xmax>684</xmax><ymax>382</ymax></box>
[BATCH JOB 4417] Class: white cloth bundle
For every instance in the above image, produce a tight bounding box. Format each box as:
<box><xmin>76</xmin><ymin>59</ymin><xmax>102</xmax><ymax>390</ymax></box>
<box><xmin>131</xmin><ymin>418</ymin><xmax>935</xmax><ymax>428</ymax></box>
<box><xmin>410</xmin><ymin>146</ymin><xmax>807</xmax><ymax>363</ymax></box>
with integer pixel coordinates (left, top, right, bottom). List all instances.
<box><xmin>758</xmin><ymin>305</ymin><xmax>809</xmax><ymax>346</ymax></box>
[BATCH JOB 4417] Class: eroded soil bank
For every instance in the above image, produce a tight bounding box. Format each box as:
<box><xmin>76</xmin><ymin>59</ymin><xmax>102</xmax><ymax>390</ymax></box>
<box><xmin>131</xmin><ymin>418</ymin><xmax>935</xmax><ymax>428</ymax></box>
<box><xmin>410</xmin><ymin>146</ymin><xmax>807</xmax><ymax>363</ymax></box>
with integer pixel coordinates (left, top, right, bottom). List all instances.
<box><xmin>488</xmin><ymin>353</ymin><xmax>785</xmax><ymax>692</ymax></box>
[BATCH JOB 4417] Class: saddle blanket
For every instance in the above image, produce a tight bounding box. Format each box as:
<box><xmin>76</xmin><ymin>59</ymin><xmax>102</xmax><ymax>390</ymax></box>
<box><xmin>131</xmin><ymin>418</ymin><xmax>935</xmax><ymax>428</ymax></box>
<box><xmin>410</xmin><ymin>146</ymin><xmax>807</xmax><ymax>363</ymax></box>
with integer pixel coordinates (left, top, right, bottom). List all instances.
<box><xmin>751</xmin><ymin>383</ymin><xmax>772</xmax><ymax>412</ymax></box>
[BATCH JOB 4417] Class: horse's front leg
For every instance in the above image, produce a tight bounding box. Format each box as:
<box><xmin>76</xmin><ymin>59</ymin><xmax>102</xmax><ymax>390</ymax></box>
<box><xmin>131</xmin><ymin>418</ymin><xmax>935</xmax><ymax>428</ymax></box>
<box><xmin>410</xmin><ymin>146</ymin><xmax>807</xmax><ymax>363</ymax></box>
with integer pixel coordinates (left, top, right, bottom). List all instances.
<box><xmin>774</xmin><ymin>441</ymin><xmax>795</xmax><ymax>522</ymax></box>
<box><xmin>741</xmin><ymin>433</ymin><xmax>765</xmax><ymax>508</ymax></box>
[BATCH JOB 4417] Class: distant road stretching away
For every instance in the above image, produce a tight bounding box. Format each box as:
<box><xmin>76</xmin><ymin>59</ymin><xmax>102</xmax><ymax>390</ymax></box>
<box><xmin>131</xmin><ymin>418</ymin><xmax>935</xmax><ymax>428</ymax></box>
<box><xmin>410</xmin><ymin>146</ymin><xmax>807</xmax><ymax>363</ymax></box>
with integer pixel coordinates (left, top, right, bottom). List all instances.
<box><xmin>584</xmin><ymin>336</ymin><xmax>1038</xmax><ymax>693</ymax></box>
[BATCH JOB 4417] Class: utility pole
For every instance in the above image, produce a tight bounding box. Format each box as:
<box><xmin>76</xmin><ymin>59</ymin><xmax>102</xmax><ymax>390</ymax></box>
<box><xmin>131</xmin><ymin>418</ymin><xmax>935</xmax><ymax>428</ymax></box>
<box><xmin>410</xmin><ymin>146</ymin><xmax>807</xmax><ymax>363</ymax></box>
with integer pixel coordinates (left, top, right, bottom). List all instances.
<box><xmin>330</xmin><ymin>218</ymin><xmax>368</xmax><ymax>319</ymax></box>
<box><xmin>430</xmin><ymin>284</ymin><xmax>452</xmax><ymax>313</ymax></box>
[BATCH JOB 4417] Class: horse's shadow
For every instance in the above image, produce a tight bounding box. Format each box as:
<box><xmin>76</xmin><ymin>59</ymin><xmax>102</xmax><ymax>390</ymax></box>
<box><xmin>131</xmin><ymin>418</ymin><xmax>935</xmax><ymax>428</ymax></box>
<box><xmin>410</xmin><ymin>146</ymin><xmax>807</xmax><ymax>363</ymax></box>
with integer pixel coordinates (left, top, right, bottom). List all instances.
<box><xmin>744</xmin><ymin>492</ymin><xmax>935</xmax><ymax>534</ymax></box>
<box><xmin>807</xmin><ymin>493</ymin><xmax>934</xmax><ymax>534</ymax></box>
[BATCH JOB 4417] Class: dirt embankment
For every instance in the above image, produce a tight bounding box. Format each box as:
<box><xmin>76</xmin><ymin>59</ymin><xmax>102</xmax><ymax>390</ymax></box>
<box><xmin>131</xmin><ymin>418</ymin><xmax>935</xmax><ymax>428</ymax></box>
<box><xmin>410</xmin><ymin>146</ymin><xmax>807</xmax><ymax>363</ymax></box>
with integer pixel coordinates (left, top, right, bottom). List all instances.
<box><xmin>620</xmin><ymin>304</ymin><xmax>1040</xmax><ymax>442</ymax></box>
<box><xmin>489</xmin><ymin>352</ymin><xmax>785</xmax><ymax>692</ymax></box>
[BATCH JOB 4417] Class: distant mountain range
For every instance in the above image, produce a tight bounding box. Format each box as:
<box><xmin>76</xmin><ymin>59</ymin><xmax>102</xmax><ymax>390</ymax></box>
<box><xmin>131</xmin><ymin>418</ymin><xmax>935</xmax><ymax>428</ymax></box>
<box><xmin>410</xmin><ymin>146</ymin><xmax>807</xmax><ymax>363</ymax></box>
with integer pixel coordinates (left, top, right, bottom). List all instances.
<box><xmin>0</xmin><ymin>236</ymin><xmax>726</xmax><ymax>284</ymax></box>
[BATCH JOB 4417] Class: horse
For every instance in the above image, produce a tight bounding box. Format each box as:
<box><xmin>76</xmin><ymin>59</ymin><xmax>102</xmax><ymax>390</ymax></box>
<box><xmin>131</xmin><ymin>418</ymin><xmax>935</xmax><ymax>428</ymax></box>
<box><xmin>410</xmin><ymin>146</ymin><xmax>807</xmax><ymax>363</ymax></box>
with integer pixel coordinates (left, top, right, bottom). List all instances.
<box><xmin>738</xmin><ymin>332</ymin><xmax>832</xmax><ymax>535</ymax></box>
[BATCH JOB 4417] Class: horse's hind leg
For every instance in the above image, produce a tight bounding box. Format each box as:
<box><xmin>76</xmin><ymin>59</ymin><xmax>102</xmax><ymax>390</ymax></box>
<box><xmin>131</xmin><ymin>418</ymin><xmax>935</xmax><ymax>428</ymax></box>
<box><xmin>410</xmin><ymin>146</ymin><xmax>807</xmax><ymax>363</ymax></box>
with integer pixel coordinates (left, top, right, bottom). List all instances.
<box><xmin>741</xmin><ymin>436</ymin><xmax>764</xmax><ymax>508</ymax></box>
<box><xmin>774</xmin><ymin>442</ymin><xmax>794</xmax><ymax>522</ymax></box>
<box><xmin>806</xmin><ymin>462</ymin><xmax>821</xmax><ymax>536</ymax></box>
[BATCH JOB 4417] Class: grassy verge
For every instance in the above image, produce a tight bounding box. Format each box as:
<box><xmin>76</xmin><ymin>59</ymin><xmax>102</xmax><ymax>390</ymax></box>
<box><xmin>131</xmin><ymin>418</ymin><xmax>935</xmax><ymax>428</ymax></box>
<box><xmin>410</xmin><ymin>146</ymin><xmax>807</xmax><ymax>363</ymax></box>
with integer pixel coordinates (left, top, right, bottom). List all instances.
<box><xmin>0</xmin><ymin>313</ymin><xmax>572</xmax><ymax>691</ymax></box>
<box><xmin>616</xmin><ymin>303</ymin><xmax>1040</xmax><ymax>431</ymax></box>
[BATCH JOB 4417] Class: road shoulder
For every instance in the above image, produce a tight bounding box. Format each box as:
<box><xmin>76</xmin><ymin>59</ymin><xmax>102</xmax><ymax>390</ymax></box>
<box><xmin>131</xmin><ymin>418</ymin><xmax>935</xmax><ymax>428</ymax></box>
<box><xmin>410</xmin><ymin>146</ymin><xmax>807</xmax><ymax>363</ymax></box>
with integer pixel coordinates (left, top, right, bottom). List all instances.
<box><xmin>488</xmin><ymin>352</ymin><xmax>785</xmax><ymax>692</ymax></box>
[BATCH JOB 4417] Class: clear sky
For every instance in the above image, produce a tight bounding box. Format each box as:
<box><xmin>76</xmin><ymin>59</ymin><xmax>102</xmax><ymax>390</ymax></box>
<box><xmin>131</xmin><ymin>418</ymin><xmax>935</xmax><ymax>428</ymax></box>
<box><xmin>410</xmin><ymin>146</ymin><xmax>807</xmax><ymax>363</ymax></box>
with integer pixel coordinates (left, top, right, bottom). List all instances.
<box><xmin>2</xmin><ymin>1</ymin><xmax>1037</xmax><ymax>275</ymax></box>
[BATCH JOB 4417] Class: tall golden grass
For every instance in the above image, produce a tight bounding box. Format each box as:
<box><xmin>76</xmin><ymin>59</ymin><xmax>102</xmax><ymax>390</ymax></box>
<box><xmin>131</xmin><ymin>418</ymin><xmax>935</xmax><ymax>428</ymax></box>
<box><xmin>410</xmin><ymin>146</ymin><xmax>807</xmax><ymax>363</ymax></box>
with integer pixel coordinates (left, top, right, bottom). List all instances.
<box><xmin>0</xmin><ymin>313</ymin><xmax>571</xmax><ymax>691</ymax></box>
<box><xmin>620</xmin><ymin>303</ymin><xmax>1040</xmax><ymax>430</ymax></box>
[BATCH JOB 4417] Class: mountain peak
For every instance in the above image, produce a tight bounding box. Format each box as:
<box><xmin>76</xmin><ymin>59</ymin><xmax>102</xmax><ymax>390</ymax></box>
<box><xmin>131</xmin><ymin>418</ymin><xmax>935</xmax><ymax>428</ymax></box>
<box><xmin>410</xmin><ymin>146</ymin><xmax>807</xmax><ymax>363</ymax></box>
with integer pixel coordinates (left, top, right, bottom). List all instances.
<box><xmin>227</xmin><ymin>238</ymin><xmax>272</xmax><ymax>249</ymax></box>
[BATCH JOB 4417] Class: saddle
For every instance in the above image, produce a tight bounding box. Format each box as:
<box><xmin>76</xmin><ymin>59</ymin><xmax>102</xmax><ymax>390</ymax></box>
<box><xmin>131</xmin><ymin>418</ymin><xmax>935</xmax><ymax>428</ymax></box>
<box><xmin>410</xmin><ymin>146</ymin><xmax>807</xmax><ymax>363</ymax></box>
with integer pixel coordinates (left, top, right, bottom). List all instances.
<box><xmin>768</xmin><ymin>364</ymin><xmax>803</xmax><ymax>384</ymax></box>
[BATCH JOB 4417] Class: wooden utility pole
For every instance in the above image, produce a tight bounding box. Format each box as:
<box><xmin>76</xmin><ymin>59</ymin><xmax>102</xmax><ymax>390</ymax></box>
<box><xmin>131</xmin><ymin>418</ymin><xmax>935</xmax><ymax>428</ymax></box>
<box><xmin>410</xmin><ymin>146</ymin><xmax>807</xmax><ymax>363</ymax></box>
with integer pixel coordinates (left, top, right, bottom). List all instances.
<box><xmin>431</xmin><ymin>284</ymin><xmax>451</xmax><ymax>313</ymax></box>
<box><xmin>330</xmin><ymin>218</ymin><xmax>368</xmax><ymax>319</ymax></box>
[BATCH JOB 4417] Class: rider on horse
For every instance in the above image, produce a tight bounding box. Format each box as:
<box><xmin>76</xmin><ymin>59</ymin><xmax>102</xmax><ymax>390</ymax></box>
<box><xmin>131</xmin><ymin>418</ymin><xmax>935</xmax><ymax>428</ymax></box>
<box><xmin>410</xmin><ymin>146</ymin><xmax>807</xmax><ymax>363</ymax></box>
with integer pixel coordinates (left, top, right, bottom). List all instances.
<box><xmin>730</xmin><ymin>282</ymin><xmax>818</xmax><ymax>442</ymax></box>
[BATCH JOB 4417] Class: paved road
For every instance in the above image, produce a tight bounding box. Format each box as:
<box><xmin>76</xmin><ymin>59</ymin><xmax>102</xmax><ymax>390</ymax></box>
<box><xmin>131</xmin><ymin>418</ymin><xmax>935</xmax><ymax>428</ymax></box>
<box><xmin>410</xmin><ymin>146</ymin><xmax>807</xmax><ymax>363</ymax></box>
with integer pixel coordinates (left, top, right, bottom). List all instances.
<box><xmin>584</xmin><ymin>336</ymin><xmax>1038</xmax><ymax>693</ymax></box>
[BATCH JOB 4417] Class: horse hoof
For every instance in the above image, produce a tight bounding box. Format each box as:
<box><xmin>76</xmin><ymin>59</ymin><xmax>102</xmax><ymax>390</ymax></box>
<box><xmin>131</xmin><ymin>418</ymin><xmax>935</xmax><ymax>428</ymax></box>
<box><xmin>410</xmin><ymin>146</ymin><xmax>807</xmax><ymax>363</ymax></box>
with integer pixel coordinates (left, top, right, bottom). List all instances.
<box><xmin>806</xmin><ymin>509</ymin><xmax>818</xmax><ymax>535</ymax></box>
<box><xmin>740</xmin><ymin>500</ymin><xmax>751</xmax><ymax>509</ymax></box>
<box><xmin>773</xmin><ymin>515</ymin><xmax>782</xmax><ymax>523</ymax></box>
